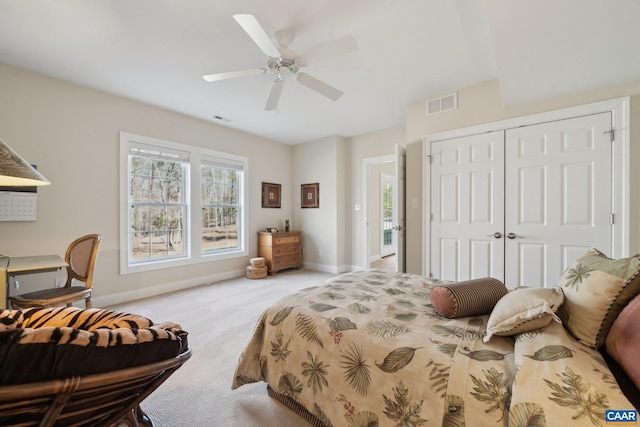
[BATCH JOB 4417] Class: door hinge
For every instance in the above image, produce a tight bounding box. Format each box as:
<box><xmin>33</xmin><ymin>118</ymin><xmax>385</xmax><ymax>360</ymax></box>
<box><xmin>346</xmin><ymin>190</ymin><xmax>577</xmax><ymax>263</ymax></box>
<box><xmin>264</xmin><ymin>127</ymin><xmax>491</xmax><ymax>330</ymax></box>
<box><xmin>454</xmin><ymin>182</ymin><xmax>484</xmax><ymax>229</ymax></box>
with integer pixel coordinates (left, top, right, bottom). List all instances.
<box><xmin>611</xmin><ymin>213</ymin><xmax>615</xmax><ymax>225</ymax></box>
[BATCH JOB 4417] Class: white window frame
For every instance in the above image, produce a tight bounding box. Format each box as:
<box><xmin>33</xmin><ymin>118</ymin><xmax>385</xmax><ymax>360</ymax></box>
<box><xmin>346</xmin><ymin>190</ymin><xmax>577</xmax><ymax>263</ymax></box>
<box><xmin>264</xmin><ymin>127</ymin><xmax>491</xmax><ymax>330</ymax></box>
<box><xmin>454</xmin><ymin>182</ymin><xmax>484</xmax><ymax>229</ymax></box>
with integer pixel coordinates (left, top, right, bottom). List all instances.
<box><xmin>119</xmin><ymin>132</ymin><xmax>249</xmax><ymax>274</ymax></box>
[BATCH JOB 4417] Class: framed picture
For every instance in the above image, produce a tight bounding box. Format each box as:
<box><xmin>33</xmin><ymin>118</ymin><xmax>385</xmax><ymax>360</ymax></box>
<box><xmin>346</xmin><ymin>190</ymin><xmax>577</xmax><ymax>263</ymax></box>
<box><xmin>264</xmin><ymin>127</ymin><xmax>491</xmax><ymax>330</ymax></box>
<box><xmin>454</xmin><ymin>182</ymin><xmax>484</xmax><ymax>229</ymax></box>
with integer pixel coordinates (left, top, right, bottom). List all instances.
<box><xmin>262</xmin><ymin>182</ymin><xmax>281</xmax><ymax>208</ymax></box>
<box><xmin>301</xmin><ymin>183</ymin><xmax>319</xmax><ymax>208</ymax></box>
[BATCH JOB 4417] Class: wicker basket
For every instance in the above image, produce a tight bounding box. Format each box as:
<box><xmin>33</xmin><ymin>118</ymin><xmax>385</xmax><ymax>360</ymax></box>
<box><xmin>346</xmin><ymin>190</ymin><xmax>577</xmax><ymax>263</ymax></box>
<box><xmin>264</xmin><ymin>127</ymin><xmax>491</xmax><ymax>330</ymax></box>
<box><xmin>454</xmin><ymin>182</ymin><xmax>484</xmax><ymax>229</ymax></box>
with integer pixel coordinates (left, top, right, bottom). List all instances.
<box><xmin>249</xmin><ymin>257</ymin><xmax>266</xmax><ymax>268</ymax></box>
<box><xmin>246</xmin><ymin>265</ymin><xmax>267</xmax><ymax>279</ymax></box>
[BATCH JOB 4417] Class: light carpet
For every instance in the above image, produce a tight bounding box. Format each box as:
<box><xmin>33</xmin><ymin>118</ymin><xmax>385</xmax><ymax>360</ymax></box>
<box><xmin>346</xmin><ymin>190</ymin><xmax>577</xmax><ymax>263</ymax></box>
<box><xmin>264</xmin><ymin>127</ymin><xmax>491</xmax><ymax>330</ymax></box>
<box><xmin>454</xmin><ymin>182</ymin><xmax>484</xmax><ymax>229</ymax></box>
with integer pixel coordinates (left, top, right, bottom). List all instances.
<box><xmin>108</xmin><ymin>269</ymin><xmax>336</xmax><ymax>427</ymax></box>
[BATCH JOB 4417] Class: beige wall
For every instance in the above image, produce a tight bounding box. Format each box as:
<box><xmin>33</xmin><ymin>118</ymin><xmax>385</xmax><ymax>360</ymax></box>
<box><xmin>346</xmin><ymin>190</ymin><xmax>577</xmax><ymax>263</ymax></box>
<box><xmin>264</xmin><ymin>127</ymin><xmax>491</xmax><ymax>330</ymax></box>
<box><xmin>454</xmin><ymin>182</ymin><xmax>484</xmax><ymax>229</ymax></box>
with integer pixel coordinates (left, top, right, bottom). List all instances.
<box><xmin>292</xmin><ymin>136</ymin><xmax>349</xmax><ymax>273</ymax></box>
<box><xmin>0</xmin><ymin>63</ymin><xmax>293</xmax><ymax>306</ymax></box>
<box><xmin>336</xmin><ymin>138</ymin><xmax>349</xmax><ymax>270</ymax></box>
<box><xmin>404</xmin><ymin>78</ymin><xmax>640</xmax><ymax>274</ymax></box>
<box><xmin>5</xmin><ymin>61</ymin><xmax>638</xmax><ymax>303</ymax></box>
<box><xmin>348</xmin><ymin>125</ymin><xmax>405</xmax><ymax>269</ymax></box>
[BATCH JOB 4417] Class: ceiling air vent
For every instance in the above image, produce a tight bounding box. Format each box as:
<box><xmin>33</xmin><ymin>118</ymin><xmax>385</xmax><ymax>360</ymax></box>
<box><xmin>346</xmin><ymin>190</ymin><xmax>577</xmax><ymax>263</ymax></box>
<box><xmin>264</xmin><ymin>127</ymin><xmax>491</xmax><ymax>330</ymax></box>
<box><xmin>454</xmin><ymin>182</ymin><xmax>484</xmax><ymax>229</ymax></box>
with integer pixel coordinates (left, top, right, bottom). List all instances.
<box><xmin>426</xmin><ymin>93</ymin><xmax>457</xmax><ymax>115</ymax></box>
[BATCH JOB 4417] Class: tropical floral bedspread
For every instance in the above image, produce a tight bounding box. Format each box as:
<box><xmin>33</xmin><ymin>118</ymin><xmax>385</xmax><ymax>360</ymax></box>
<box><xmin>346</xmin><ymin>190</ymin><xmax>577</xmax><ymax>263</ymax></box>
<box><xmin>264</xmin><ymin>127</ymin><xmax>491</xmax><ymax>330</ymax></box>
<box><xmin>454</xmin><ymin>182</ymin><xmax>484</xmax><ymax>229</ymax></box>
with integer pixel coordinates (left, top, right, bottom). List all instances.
<box><xmin>232</xmin><ymin>270</ymin><xmax>634</xmax><ymax>426</ymax></box>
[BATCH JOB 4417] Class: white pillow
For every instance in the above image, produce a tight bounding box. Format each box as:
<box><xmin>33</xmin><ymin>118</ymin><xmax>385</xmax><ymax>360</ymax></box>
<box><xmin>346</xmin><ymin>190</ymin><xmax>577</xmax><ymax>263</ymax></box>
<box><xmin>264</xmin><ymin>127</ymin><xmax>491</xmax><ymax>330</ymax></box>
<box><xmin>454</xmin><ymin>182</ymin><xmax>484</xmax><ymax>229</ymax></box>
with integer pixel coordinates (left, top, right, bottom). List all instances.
<box><xmin>483</xmin><ymin>287</ymin><xmax>564</xmax><ymax>343</ymax></box>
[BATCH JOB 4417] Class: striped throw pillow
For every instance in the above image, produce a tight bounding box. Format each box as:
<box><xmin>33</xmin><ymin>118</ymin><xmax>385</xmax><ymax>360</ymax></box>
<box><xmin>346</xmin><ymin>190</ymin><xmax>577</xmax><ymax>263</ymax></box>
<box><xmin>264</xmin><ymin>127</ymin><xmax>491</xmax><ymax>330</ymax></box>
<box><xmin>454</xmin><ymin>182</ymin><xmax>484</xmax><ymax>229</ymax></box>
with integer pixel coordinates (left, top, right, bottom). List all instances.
<box><xmin>429</xmin><ymin>277</ymin><xmax>508</xmax><ymax>318</ymax></box>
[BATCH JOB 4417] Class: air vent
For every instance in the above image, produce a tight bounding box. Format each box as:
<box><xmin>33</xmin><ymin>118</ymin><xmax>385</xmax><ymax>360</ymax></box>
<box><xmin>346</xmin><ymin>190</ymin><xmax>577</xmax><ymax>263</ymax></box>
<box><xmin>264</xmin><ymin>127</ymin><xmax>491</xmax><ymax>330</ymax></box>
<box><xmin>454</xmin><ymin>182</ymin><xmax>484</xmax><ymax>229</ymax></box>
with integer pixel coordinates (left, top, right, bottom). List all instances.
<box><xmin>212</xmin><ymin>115</ymin><xmax>233</xmax><ymax>123</ymax></box>
<box><xmin>426</xmin><ymin>93</ymin><xmax>457</xmax><ymax>115</ymax></box>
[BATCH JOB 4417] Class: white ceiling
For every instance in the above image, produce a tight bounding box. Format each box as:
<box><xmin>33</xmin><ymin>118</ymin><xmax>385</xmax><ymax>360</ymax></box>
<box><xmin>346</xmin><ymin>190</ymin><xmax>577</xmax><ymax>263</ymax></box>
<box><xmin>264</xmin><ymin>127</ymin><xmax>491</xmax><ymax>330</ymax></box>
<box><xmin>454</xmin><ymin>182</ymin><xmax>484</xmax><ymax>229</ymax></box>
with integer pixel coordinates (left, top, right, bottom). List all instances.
<box><xmin>1</xmin><ymin>0</ymin><xmax>639</xmax><ymax>145</ymax></box>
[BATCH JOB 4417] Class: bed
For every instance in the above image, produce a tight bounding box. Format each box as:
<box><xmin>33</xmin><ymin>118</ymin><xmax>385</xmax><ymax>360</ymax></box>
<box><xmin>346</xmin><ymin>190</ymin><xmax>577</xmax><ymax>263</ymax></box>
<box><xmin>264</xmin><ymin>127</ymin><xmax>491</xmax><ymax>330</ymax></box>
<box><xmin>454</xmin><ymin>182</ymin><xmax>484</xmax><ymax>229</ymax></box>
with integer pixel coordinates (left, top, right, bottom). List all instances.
<box><xmin>232</xmin><ymin>248</ymin><xmax>640</xmax><ymax>426</ymax></box>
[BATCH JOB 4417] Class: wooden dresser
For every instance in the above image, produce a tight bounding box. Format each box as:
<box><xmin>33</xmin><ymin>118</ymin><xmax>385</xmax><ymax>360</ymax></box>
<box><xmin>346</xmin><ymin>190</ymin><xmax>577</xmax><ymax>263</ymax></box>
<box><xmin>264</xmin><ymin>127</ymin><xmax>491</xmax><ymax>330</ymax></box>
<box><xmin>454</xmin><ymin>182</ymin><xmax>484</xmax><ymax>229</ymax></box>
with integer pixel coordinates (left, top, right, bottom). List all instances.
<box><xmin>257</xmin><ymin>231</ymin><xmax>302</xmax><ymax>275</ymax></box>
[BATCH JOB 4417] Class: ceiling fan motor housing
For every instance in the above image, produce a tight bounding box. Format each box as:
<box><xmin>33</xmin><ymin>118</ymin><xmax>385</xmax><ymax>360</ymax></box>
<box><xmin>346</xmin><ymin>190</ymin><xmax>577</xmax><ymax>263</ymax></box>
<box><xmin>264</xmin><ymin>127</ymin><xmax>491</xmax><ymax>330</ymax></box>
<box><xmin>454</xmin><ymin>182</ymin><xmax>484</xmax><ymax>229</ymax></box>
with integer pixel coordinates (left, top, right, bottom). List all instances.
<box><xmin>268</xmin><ymin>57</ymin><xmax>299</xmax><ymax>78</ymax></box>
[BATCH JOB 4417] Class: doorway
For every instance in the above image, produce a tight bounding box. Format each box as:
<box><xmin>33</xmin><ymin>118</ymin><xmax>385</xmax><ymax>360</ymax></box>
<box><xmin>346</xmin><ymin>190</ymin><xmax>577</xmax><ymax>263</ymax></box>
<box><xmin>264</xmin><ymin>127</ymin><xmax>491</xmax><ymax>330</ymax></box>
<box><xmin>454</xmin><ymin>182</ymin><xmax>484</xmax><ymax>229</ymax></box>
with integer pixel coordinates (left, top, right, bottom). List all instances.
<box><xmin>362</xmin><ymin>145</ymin><xmax>406</xmax><ymax>272</ymax></box>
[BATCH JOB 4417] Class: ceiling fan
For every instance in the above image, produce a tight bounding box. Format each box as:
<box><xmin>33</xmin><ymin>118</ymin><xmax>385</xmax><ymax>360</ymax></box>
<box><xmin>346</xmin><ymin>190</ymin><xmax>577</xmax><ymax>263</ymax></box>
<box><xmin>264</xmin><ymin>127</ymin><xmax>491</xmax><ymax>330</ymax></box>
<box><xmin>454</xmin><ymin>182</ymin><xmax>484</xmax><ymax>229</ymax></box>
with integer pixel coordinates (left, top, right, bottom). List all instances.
<box><xmin>203</xmin><ymin>14</ymin><xmax>358</xmax><ymax>111</ymax></box>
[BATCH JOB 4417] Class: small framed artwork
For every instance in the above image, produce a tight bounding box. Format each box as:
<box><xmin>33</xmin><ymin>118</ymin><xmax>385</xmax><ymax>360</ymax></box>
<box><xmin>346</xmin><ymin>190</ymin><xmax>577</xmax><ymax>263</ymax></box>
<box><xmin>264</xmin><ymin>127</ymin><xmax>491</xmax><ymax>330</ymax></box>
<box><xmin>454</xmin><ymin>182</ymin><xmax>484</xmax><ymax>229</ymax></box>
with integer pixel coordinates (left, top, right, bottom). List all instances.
<box><xmin>301</xmin><ymin>183</ymin><xmax>319</xmax><ymax>208</ymax></box>
<box><xmin>262</xmin><ymin>182</ymin><xmax>281</xmax><ymax>208</ymax></box>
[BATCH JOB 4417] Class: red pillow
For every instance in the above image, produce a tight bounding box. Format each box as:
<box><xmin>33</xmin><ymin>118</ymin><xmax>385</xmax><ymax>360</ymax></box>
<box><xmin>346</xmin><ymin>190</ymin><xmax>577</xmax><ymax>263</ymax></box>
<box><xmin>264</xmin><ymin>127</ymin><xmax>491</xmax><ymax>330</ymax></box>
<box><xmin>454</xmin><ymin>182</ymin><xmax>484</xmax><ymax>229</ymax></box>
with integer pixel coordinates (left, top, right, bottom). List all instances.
<box><xmin>605</xmin><ymin>292</ymin><xmax>640</xmax><ymax>390</ymax></box>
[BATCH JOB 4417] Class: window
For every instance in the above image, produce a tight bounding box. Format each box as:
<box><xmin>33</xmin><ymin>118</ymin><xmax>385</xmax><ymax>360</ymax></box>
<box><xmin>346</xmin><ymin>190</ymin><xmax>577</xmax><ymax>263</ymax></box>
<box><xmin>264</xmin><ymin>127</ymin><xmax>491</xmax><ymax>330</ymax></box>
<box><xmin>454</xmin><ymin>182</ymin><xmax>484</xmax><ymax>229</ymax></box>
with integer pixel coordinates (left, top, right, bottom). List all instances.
<box><xmin>201</xmin><ymin>157</ymin><xmax>243</xmax><ymax>253</ymax></box>
<box><xmin>129</xmin><ymin>143</ymin><xmax>188</xmax><ymax>262</ymax></box>
<box><xmin>120</xmin><ymin>132</ymin><xmax>248</xmax><ymax>274</ymax></box>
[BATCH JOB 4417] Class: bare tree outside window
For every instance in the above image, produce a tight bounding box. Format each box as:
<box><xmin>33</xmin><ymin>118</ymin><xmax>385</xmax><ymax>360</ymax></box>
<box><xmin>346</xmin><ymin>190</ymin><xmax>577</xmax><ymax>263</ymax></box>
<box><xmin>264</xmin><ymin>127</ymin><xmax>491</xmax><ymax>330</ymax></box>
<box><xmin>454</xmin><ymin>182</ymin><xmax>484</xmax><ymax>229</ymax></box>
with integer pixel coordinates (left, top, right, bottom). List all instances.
<box><xmin>201</xmin><ymin>164</ymin><xmax>240</xmax><ymax>252</ymax></box>
<box><xmin>129</xmin><ymin>155</ymin><xmax>186</xmax><ymax>261</ymax></box>
<box><xmin>122</xmin><ymin>133</ymin><xmax>248</xmax><ymax>273</ymax></box>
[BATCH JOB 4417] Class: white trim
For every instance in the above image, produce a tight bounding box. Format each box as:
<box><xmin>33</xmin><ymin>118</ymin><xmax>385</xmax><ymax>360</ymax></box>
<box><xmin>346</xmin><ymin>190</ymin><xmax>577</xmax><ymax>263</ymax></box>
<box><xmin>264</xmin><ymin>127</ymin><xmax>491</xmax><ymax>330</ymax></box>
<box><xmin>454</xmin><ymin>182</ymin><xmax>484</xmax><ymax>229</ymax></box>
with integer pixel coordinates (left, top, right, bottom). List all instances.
<box><xmin>119</xmin><ymin>132</ymin><xmax>250</xmax><ymax>275</ymax></box>
<box><xmin>422</xmin><ymin>141</ymin><xmax>431</xmax><ymax>277</ymax></box>
<box><xmin>302</xmin><ymin>262</ymin><xmax>342</xmax><ymax>274</ymax></box>
<box><xmin>422</xmin><ymin>97</ymin><xmax>630</xmax><ymax>275</ymax></box>
<box><xmin>95</xmin><ymin>269</ymin><xmax>245</xmax><ymax>307</ymax></box>
<box><xmin>362</xmin><ymin>154</ymin><xmax>395</xmax><ymax>270</ymax></box>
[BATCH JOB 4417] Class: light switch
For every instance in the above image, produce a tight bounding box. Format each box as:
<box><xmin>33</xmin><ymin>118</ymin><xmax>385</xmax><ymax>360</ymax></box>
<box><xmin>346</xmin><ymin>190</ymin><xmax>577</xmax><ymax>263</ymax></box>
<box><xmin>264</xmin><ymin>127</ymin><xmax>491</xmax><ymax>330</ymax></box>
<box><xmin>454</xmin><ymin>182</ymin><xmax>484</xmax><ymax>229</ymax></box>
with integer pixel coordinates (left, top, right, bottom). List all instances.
<box><xmin>354</xmin><ymin>204</ymin><xmax>361</xmax><ymax>211</ymax></box>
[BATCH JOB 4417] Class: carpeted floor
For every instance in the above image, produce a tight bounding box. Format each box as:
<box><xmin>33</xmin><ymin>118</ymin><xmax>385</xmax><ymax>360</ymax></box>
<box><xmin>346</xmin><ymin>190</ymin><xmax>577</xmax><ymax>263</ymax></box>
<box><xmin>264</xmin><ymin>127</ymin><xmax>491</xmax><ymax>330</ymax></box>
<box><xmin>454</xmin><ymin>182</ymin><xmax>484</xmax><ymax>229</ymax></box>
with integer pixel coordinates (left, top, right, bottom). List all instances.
<box><xmin>108</xmin><ymin>269</ymin><xmax>336</xmax><ymax>427</ymax></box>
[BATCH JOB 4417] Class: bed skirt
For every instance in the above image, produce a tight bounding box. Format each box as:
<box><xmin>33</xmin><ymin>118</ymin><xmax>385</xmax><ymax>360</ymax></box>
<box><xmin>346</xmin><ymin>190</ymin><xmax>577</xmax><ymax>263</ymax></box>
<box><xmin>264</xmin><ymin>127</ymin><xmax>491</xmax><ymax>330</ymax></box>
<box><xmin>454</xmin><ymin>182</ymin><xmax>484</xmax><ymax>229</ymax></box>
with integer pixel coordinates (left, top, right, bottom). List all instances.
<box><xmin>267</xmin><ymin>385</ymin><xmax>328</xmax><ymax>427</ymax></box>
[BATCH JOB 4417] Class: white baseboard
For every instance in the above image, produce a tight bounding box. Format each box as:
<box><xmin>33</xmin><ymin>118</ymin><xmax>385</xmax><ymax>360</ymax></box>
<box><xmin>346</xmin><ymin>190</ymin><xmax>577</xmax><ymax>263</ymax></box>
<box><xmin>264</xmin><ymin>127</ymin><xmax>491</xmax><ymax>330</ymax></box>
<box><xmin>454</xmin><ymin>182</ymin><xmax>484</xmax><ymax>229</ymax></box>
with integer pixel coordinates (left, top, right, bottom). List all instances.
<box><xmin>302</xmin><ymin>262</ymin><xmax>339</xmax><ymax>274</ymax></box>
<box><xmin>93</xmin><ymin>269</ymin><xmax>245</xmax><ymax>307</ymax></box>
<box><xmin>94</xmin><ymin>264</ymin><xmax>366</xmax><ymax>307</ymax></box>
<box><xmin>301</xmin><ymin>263</ymin><xmax>360</xmax><ymax>275</ymax></box>
<box><xmin>336</xmin><ymin>264</ymin><xmax>353</xmax><ymax>274</ymax></box>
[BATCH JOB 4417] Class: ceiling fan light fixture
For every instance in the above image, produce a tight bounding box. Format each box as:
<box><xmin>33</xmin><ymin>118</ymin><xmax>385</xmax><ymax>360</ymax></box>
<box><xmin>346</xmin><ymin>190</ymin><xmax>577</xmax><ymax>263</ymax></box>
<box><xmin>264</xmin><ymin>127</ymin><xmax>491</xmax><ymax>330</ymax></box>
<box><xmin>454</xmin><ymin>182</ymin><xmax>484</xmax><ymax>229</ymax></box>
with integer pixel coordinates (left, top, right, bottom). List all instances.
<box><xmin>277</xmin><ymin>65</ymin><xmax>292</xmax><ymax>78</ymax></box>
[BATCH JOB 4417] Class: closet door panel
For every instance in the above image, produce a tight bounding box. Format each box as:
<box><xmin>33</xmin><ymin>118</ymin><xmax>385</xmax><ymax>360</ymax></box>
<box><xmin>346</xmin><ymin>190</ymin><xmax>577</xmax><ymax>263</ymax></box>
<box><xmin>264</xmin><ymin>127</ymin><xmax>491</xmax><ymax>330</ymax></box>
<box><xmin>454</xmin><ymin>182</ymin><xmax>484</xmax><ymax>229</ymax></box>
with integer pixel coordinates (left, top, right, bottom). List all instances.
<box><xmin>504</xmin><ymin>112</ymin><xmax>612</xmax><ymax>288</ymax></box>
<box><xmin>431</xmin><ymin>131</ymin><xmax>505</xmax><ymax>282</ymax></box>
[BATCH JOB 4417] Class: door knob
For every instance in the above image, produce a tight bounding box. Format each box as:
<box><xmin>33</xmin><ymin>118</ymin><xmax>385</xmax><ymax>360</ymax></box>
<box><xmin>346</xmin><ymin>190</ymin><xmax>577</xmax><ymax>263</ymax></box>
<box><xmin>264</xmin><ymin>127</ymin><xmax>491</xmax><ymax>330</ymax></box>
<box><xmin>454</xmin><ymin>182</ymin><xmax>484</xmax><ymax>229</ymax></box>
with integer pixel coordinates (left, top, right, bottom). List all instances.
<box><xmin>507</xmin><ymin>232</ymin><xmax>523</xmax><ymax>239</ymax></box>
<box><xmin>486</xmin><ymin>232</ymin><xmax>502</xmax><ymax>239</ymax></box>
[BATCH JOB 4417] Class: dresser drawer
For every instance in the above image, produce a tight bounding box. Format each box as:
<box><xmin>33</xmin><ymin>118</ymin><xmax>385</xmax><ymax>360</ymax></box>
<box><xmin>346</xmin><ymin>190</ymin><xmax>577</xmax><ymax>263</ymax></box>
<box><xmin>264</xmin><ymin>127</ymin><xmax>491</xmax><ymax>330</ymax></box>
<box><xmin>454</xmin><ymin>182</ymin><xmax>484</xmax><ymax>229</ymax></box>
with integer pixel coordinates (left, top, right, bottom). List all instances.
<box><xmin>273</xmin><ymin>243</ymin><xmax>300</xmax><ymax>256</ymax></box>
<box><xmin>273</xmin><ymin>254</ymin><xmax>301</xmax><ymax>270</ymax></box>
<box><xmin>274</xmin><ymin>235</ymin><xmax>300</xmax><ymax>244</ymax></box>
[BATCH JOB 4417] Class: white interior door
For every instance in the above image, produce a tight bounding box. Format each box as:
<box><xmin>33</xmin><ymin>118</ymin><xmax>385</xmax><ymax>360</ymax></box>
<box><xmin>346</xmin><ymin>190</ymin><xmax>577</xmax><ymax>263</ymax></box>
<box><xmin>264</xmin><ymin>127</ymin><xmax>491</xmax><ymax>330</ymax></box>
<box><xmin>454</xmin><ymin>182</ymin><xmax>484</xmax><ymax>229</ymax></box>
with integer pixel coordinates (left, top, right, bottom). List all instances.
<box><xmin>430</xmin><ymin>131</ymin><xmax>505</xmax><ymax>282</ymax></box>
<box><xmin>395</xmin><ymin>144</ymin><xmax>406</xmax><ymax>272</ymax></box>
<box><xmin>380</xmin><ymin>173</ymin><xmax>396</xmax><ymax>258</ymax></box>
<box><xmin>504</xmin><ymin>112</ymin><xmax>612</xmax><ymax>287</ymax></box>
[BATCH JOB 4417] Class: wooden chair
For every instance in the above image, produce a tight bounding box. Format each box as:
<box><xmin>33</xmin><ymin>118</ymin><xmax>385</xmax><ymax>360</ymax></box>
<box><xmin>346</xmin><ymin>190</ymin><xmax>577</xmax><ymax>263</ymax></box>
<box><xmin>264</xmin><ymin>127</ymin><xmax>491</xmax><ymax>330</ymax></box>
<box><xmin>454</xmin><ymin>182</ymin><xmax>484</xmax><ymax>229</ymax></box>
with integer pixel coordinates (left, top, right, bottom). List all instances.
<box><xmin>9</xmin><ymin>234</ymin><xmax>101</xmax><ymax>309</ymax></box>
<box><xmin>0</xmin><ymin>347</ymin><xmax>191</xmax><ymax>427</ymax></box>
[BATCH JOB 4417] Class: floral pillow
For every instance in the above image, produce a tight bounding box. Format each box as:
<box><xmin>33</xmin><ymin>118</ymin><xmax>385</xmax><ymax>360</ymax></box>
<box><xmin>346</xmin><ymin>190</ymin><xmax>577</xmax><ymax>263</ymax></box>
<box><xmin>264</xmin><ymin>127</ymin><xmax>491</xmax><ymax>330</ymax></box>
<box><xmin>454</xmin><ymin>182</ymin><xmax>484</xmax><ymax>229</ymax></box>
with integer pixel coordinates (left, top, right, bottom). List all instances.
<box><xmin>557</xmin><ymin>248</ymin><xmax>640</xmax><ymax>349</ymax></box>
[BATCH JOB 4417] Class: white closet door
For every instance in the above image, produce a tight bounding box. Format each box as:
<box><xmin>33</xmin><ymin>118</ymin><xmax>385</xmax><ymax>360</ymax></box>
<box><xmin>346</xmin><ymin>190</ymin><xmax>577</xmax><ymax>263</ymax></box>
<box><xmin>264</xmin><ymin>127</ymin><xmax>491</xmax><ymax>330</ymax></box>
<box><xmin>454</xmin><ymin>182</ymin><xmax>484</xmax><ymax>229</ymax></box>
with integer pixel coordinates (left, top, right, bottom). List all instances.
<box><xmin>430</xmin><ymin>131</ymin><xmax>505</xmax><ymax>282</ymax></box>
<box><xmin>504</xmin><ymin>112</ymin><xmax>612</xmax><ymax>288</ymax></box>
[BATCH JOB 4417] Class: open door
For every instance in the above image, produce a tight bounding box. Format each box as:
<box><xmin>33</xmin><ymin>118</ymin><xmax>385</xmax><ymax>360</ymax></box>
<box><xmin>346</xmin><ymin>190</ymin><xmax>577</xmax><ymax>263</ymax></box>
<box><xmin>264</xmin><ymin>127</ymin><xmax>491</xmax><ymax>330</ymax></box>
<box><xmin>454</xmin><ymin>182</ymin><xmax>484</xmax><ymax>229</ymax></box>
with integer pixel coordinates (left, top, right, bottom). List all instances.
<box><xmin>362</xmin><ymin>145</ymin><xmax>405</xmax><ymax>272</ymax></box>
<box><xmin>395</xmin><ymin>144</ymin><xmax>406</xmax><ymax>272</ymax></box>
<box><xmin>380</xmin><ymin>173</ymin><xmax>396</xmax><ymax>258</ymax></box>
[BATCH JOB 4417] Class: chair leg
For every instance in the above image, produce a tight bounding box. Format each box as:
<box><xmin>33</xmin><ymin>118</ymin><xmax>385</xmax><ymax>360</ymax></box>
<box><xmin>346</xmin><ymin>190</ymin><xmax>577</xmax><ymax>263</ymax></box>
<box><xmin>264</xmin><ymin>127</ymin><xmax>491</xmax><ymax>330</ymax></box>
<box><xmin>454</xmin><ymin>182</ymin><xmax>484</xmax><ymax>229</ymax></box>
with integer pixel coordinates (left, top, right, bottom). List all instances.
<box><xmin>134</xmin><ymin>405</ymin><xmax>153</xmax><ymax>427</ymax></box>
<box><xmin>85</xmin><ymin>298</ymin><xmax>92</xmax><ymax>309</ymax></box>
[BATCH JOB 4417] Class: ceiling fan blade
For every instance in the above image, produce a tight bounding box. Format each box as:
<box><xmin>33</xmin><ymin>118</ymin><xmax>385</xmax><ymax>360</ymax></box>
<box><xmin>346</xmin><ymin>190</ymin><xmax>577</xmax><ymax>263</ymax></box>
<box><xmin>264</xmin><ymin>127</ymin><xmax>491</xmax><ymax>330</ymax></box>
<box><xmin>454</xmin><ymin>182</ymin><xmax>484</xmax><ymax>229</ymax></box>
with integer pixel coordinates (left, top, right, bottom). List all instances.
<box><xmin>203</xmin><ymin>68</ymin><xmax>268</xmax><ymax>82</ymax></box>
<box><xmin>296</xmin><ymin>73</ymin><xmax>343</xmax><ymax>101</ymax></box>
<box><xmin>265</xmin><ymin>79</ymin><xmax>286</xmax><ymax>111</ymax></box>
<box><xmin>233</xmin><ymin>14</ymin><xmax>281</xmax><ymax>59</ymax></box>
<box><xmin>296</xmin><ymin>35</ymin><xmax>358</xmax><ymax>67</ymax></box>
